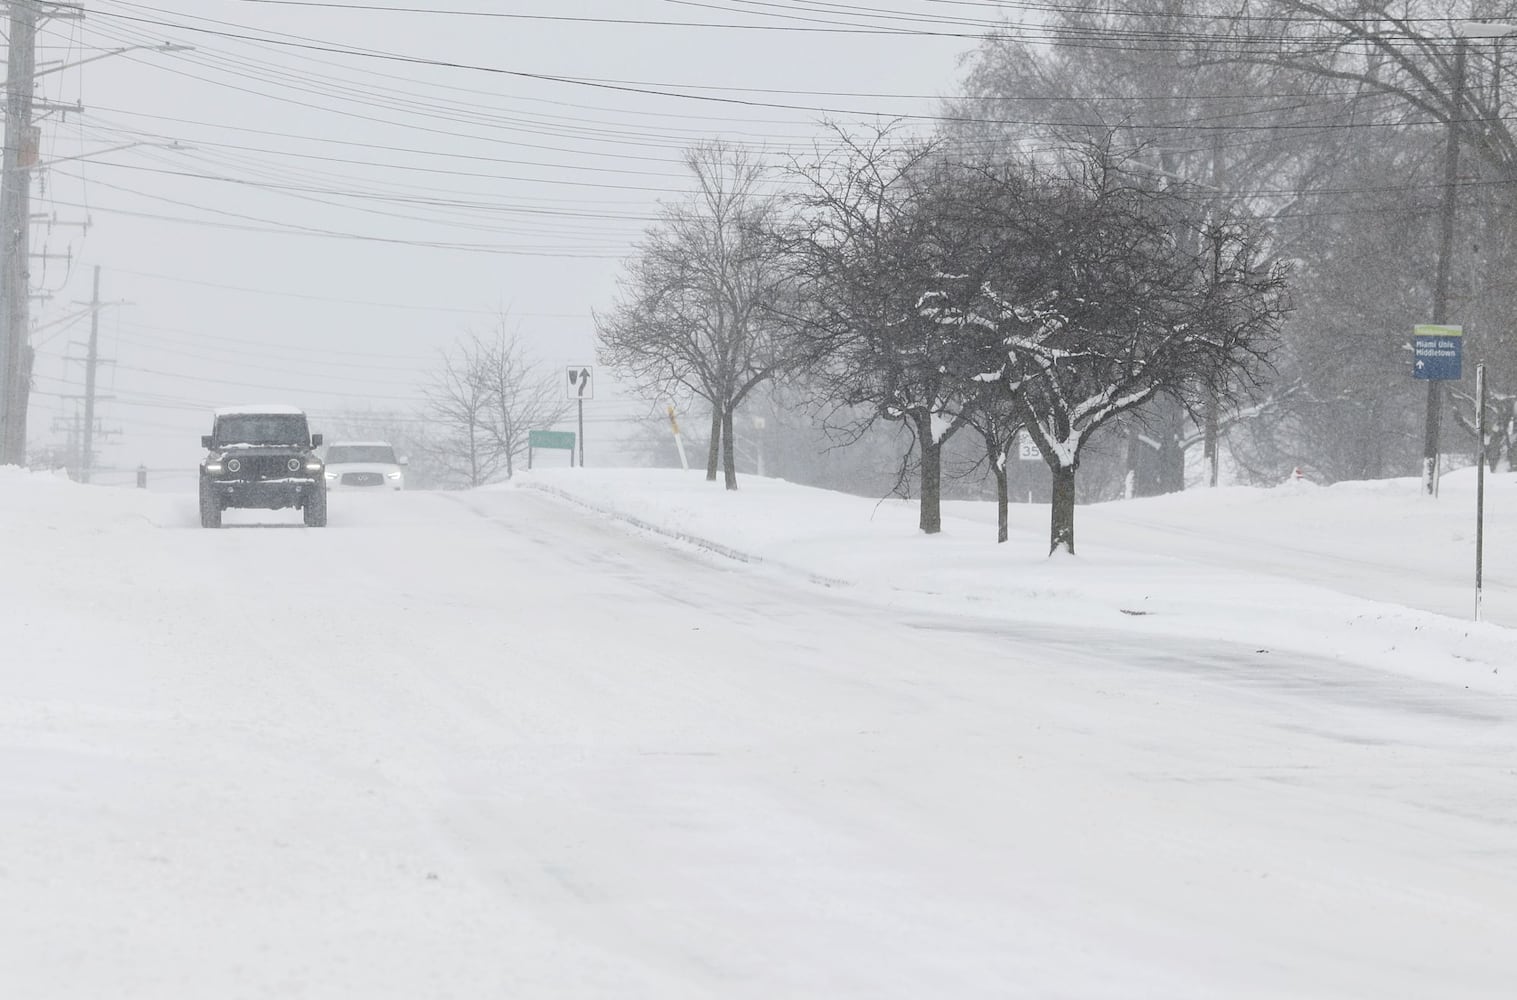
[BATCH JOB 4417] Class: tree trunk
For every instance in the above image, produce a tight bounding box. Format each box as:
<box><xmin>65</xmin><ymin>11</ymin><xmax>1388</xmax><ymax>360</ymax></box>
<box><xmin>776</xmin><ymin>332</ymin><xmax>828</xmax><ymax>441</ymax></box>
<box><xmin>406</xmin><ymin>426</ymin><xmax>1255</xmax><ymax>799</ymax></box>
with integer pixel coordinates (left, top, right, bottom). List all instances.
<box><xmin>721</xmin><ymin>406</ymin><xmax>738</xmax><ymax>491</ymax></box>
<box><xmin>705</xmin><ymin>406</ymin><xmax>721</xmax><ymax>482</ymax></box>
<box><xmin>1124</xmin><ymin>419</ymin><xmax>1140</xmax><ymax>500</ymax></box>
<box><xmin>917</xmin><ymin>417</ymin><xmax>942</xmax><ymax>535</ymax></box>
<box><xmin>994</xmin><ymin>461</ymin><xmax>1009</xmax><ymax>544</ymax></box>
<box><xmin>1157</xmin><ymin>397</ymin><xmax>1186</xmax><ymax>495</ymax></box>
<box><xmin>469</xmin><ymin>425</ymin><xmax>480</xmax><ymax>488</ymax></box>
<box><xmin>1204</xmin><ymin>393</ymin><xmax>1219</xmax><ymax>487</ymax></box>
<box><xmin>1049</xmin><ymin>462</ymin><xmax>1077</xmax><ymax>555</ymax></box>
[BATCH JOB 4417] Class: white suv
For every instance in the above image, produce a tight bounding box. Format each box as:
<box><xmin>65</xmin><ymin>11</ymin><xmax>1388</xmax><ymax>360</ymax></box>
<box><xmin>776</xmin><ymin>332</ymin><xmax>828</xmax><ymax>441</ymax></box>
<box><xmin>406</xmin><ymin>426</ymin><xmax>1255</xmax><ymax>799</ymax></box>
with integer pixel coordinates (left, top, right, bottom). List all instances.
<box><xmin>323</xmin><ymin>441</ymin><xmax>406</xmax><ymax>491</ymax></box>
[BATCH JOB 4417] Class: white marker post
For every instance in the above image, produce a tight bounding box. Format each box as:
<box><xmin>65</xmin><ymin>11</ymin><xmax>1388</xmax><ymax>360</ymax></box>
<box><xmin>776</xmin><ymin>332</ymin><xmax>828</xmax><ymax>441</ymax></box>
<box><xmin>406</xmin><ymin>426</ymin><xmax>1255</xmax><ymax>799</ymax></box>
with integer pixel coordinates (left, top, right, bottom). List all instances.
<box><xmin>668</xmin><ymin>404</ymin><xmax>689</xmax><ymax>471</ymax></box>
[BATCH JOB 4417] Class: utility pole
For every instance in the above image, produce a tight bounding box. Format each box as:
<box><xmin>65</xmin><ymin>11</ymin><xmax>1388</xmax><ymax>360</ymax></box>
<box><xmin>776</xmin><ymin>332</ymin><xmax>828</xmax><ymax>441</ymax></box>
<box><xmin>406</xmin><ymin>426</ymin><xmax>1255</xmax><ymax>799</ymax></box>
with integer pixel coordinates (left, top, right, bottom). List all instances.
<box><xmin>66</xmin><ymin>264</ymin><xmax>122</xmax><ymax>482</ymax></box>
<box><xmin>80</xmin><ymin>265</ymin><xmax>100</xmax><ymax>482</ymax></box>
<box><xmin>1422</xmin><ymin>21</ymin><xmax>1517</xmax><ymax>496</ymax></box>
<box><xmin>1425</xmin><ymin>35</ymin><xmax>1466</xmax><ymax>497</ymax></box>
<box><xmin>1</xmin><ymin>0</ymin><xmax>40</xmax><ymax>466</ymax></box>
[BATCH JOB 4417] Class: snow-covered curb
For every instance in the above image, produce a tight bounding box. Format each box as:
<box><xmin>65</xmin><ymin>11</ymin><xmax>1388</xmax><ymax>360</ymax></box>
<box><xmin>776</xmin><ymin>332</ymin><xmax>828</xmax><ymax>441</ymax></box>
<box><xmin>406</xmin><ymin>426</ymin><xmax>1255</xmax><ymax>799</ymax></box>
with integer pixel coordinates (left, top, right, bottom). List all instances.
<box><xmin>515</xmin><ymin>479</ymin><xmax>852</xmax><ymax>588</ymax></box>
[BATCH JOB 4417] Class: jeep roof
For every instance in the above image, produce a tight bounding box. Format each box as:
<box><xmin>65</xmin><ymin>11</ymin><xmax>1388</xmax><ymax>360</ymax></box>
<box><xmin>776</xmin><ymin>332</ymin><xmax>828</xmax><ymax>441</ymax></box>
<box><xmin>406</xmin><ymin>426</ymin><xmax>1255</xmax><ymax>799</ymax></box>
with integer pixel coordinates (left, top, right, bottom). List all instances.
<box><xmin>213</xmin><ymin>403</ymin><xmax>307</xmax><ymax>417</ymax></box>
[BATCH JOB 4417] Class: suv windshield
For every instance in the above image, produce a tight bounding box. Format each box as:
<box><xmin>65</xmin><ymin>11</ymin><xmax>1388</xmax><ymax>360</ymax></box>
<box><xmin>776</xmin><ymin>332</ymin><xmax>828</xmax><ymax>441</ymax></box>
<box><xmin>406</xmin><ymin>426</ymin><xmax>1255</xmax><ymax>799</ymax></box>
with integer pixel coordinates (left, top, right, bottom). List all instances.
<box><xmin>215</xmin><ymin>413</ymin><xmax>310</xmax><ymax>448</ymax></box>
<box><xmin>326</xmin><ymin>445</ymin><xmax>397</xmax><ymax>464</ymax></box>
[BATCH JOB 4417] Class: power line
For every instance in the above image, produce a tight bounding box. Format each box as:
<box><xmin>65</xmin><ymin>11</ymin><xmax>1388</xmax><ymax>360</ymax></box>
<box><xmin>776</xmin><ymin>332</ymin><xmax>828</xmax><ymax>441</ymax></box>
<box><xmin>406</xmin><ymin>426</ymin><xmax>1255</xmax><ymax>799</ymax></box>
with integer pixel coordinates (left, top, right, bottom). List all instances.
<box><xmin>82</xmin><ymin>266</ymin><xmax>589</xmax><ymax>319</ymax></box>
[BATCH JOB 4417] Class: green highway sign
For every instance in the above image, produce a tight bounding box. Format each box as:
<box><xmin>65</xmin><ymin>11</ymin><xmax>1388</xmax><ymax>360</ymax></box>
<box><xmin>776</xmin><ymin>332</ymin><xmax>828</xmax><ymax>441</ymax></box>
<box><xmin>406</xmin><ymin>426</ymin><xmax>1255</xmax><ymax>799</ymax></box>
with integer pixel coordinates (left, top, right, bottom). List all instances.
<box><xmin>528</xmin><ymin>430</ymin><xmax>576</xmax><ymax>450</ymax></box>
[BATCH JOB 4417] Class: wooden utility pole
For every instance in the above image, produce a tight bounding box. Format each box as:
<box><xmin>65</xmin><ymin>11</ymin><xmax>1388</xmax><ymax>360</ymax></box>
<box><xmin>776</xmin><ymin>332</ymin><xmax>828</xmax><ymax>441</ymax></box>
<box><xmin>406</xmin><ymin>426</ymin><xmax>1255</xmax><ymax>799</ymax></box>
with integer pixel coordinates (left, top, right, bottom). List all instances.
<box><xmin>0</xmin><ymin>0</ymin><xmax>39</xmax><ymax>465</ymax></box>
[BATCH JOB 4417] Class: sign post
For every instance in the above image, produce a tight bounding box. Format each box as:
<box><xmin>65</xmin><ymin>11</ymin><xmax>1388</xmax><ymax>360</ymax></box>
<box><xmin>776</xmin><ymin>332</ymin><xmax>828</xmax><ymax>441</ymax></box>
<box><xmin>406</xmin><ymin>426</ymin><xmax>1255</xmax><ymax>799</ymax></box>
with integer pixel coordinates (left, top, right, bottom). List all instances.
<box><xmin>566</xmin><ymin>365</ymin><xmax>593</xmax><ymax>468</ymax></box>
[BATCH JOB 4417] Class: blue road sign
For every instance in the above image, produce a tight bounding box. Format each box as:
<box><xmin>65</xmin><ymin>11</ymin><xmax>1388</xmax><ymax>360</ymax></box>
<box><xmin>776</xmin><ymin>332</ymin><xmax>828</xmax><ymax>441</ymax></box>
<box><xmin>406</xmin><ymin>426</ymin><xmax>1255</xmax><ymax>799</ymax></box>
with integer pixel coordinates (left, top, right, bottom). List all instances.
<box><xmin>1412</xmin><ymin>324</ymin><xmax>1462</xmax><ymax>380</ymax></box>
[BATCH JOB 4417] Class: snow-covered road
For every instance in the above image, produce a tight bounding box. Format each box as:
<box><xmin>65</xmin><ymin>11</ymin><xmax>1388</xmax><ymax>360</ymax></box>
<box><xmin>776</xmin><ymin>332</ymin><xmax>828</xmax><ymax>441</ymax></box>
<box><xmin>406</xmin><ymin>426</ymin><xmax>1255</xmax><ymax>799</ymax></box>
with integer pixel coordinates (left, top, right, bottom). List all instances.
<box><xmin>4</xmin><ymin>483</ymin><xmax>1515</xmax><ymax>998</ymax></box>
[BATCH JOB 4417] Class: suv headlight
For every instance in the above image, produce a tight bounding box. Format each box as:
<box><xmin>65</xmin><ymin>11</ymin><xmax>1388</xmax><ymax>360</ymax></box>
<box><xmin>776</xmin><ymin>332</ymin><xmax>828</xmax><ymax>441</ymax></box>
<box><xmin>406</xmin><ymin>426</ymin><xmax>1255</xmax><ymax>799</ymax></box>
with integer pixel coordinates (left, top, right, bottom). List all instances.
<box><xmin>226</xmin><ymin>458</ymin><xmax>242</xmax><ymax>473</ymax></box>
<box><xmin>386</xmin><ymin>471</ymin><xmax>402</xmax><ymax>480</ymax></box>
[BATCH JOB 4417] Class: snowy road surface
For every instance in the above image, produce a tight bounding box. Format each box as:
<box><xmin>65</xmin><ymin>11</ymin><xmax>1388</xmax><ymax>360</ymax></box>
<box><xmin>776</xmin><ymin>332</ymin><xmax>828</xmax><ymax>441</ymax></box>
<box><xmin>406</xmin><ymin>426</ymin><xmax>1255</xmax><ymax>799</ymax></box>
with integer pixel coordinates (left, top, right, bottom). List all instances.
<box><xmin>3</xmin><ymin>481</ymin><xmax>1516</xmax><ymax>998</ymax></box>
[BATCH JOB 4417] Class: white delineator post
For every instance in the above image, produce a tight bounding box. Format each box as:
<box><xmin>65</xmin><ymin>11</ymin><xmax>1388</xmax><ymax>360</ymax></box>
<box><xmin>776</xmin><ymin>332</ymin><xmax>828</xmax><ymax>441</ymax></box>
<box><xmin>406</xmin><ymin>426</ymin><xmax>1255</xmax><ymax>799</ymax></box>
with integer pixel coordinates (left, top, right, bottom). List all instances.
<box><xmin>668</xmin><ymin>405</ymin><xmax>689</xmax><ymax>471</ymax></box>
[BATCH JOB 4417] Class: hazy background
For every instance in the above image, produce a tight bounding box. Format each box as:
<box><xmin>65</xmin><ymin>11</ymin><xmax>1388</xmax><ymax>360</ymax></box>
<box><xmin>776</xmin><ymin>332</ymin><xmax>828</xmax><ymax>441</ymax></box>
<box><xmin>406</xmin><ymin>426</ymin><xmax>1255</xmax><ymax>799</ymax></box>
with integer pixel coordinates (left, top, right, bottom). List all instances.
<box><xmin>21</xmin><ymin>1</ymin><xmax>976</xmax><ymax>478</ymax></box>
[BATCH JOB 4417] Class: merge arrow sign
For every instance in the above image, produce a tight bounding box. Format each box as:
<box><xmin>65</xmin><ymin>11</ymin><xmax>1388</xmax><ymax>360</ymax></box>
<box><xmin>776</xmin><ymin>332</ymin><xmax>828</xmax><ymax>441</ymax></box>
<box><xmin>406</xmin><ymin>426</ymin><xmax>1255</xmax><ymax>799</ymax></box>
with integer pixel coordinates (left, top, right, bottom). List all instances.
<box><xmin>565</xmin><ymin>365</ymin><xmax>595</xmax><ymax>400</ymax></box>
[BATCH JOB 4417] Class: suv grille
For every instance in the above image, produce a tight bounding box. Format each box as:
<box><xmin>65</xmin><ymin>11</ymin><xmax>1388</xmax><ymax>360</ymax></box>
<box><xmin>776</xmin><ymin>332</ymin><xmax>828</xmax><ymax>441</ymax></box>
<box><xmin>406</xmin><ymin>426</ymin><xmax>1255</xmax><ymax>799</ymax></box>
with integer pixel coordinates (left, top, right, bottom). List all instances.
<box><xmin>341</xmin><ymin>472</ymin><xmax>385</xmax><ymax>487</ymax></box>
<box><xmin>236</xmin><ymin>455</ymin><xmax>298</xmax><ymax>478</ymax></box>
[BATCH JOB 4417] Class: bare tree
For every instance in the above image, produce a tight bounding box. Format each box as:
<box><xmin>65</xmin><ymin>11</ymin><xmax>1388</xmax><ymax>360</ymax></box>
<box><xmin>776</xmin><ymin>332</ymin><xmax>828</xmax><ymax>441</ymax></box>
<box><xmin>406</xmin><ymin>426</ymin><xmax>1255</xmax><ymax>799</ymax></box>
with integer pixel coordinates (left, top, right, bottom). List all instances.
<box><xmin>425</xmin><ymin>319</ymin><xmax>568</xmax><ymax>487</ymax></box>
<box><xmin>778</xmin><ymin>124</ymin><xmax>975</xmax><ymax>534</ymax></box>
<box><xmin>958</xmin><ymin>392</ymin><xmax>1024</xmax><ymax>544</ymax></box>
<box><xmin>425</xmin><ymin>336</ymin><xmax>495</xmax><ymax>488</ymax></box>
<box><xmin>475</xmin><ymin>319</ymin><xmax>572</xmax><ymax>479</ymax></box>
<box><xmin>596</xmin><ymin>141</ymin><xmax>788</xmax><ymax>490</ymax></box>
<box><xmin>921</xmin><ymin>149</ymin><xmax>1289</xmax><ymax>554</ymax></box>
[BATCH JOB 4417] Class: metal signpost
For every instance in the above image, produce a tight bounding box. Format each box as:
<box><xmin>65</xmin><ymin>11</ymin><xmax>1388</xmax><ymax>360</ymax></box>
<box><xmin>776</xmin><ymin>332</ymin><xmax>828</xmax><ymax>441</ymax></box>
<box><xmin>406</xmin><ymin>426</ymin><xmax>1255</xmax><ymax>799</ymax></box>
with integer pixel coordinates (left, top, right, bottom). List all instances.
<box><xmin>566</xmin><ymin>365</ymin><xmax>593</xmax><ymax>467</ymax></box>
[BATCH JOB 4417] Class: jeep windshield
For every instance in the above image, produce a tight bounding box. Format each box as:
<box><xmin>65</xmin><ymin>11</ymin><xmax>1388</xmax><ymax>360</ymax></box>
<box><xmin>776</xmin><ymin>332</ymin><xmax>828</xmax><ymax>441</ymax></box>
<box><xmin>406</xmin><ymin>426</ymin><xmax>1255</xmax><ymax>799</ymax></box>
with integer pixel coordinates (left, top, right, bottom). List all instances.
<box><xmin>326</xmin><ymin>445</ymin><xmax>396</xmax><ymax>464</ymax></box>
<box><xmin>214</xmin><ymin>413</ymin><xmax>310</xmax><ymax>448</ymax></box>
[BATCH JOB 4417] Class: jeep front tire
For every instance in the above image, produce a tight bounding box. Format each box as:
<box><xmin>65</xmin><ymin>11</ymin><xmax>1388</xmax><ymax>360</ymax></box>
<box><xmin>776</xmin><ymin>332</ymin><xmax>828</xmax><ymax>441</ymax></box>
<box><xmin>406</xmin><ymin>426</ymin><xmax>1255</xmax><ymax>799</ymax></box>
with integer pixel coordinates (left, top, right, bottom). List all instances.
<box><xmin>303</xmin><ymin>487</ymin><xmax>327</xmax><ymax>528</ymax></box>
<box><xmin>198</xmin><ymin>481</ymin><xmax>222</xmax><ymax>529</ymax></box>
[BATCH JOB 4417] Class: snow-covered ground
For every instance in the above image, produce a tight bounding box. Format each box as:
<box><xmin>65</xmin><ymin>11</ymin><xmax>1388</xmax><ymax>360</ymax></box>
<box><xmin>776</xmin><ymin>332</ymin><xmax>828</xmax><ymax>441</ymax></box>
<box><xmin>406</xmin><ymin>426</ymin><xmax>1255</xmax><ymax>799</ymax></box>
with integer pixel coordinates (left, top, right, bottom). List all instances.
<box><xmin>2</xmin><ymin>465</ymin><xmax>1515</xmax><ymax>998</ymax></box>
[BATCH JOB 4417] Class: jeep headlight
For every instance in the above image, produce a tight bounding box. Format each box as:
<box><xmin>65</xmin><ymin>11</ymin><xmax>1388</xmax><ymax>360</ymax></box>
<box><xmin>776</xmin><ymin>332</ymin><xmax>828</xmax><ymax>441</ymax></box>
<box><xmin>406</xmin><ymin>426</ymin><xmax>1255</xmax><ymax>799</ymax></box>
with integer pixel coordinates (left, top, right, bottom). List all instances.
<box><xmin>226</xmin><ymin>458</ymin><xmax>241</xmax><ymax>474</ymax></box>
<box><xmin>205</xmin><ymin>462</ymin><xmax>223</xmax><ymax>473</ymax></box>
<box><xmin>286</xmin><ymin>458</ymin><xmax>302</xmax><ymax>473</ymax></box>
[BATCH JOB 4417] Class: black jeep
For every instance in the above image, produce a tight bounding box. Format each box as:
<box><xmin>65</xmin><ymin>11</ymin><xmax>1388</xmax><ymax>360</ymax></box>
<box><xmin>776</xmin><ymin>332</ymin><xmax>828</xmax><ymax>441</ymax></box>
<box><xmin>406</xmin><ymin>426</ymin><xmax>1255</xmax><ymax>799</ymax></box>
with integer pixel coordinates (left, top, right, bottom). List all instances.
<box><xmin>199</xmin><ymin>406</ymin><xmax>327</xmax><ymax>528</ymax></box>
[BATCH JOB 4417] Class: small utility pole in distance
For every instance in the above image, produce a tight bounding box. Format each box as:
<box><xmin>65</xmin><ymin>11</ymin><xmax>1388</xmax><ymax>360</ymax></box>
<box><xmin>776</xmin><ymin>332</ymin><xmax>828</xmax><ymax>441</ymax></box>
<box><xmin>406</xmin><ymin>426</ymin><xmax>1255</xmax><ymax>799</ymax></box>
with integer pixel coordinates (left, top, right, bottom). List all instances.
<box><xmin>81</xmin><ymin>265</ymin><xmax>101</xmax><ymax>482</ymax></box>
<box><xmin>69</xmin><ymin>264</ymin><xmax>125</xmax><ymax>483</ymax></box>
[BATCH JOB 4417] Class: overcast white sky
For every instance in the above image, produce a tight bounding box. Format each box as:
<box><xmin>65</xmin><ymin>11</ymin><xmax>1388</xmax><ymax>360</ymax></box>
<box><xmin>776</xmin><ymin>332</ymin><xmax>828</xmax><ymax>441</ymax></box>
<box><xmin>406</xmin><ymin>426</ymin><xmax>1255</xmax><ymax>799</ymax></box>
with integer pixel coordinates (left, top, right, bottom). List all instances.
<box><xmin>19</xmin><ymin>0</ymin><xmax>994</xmax><ymax>472</ymax></box>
